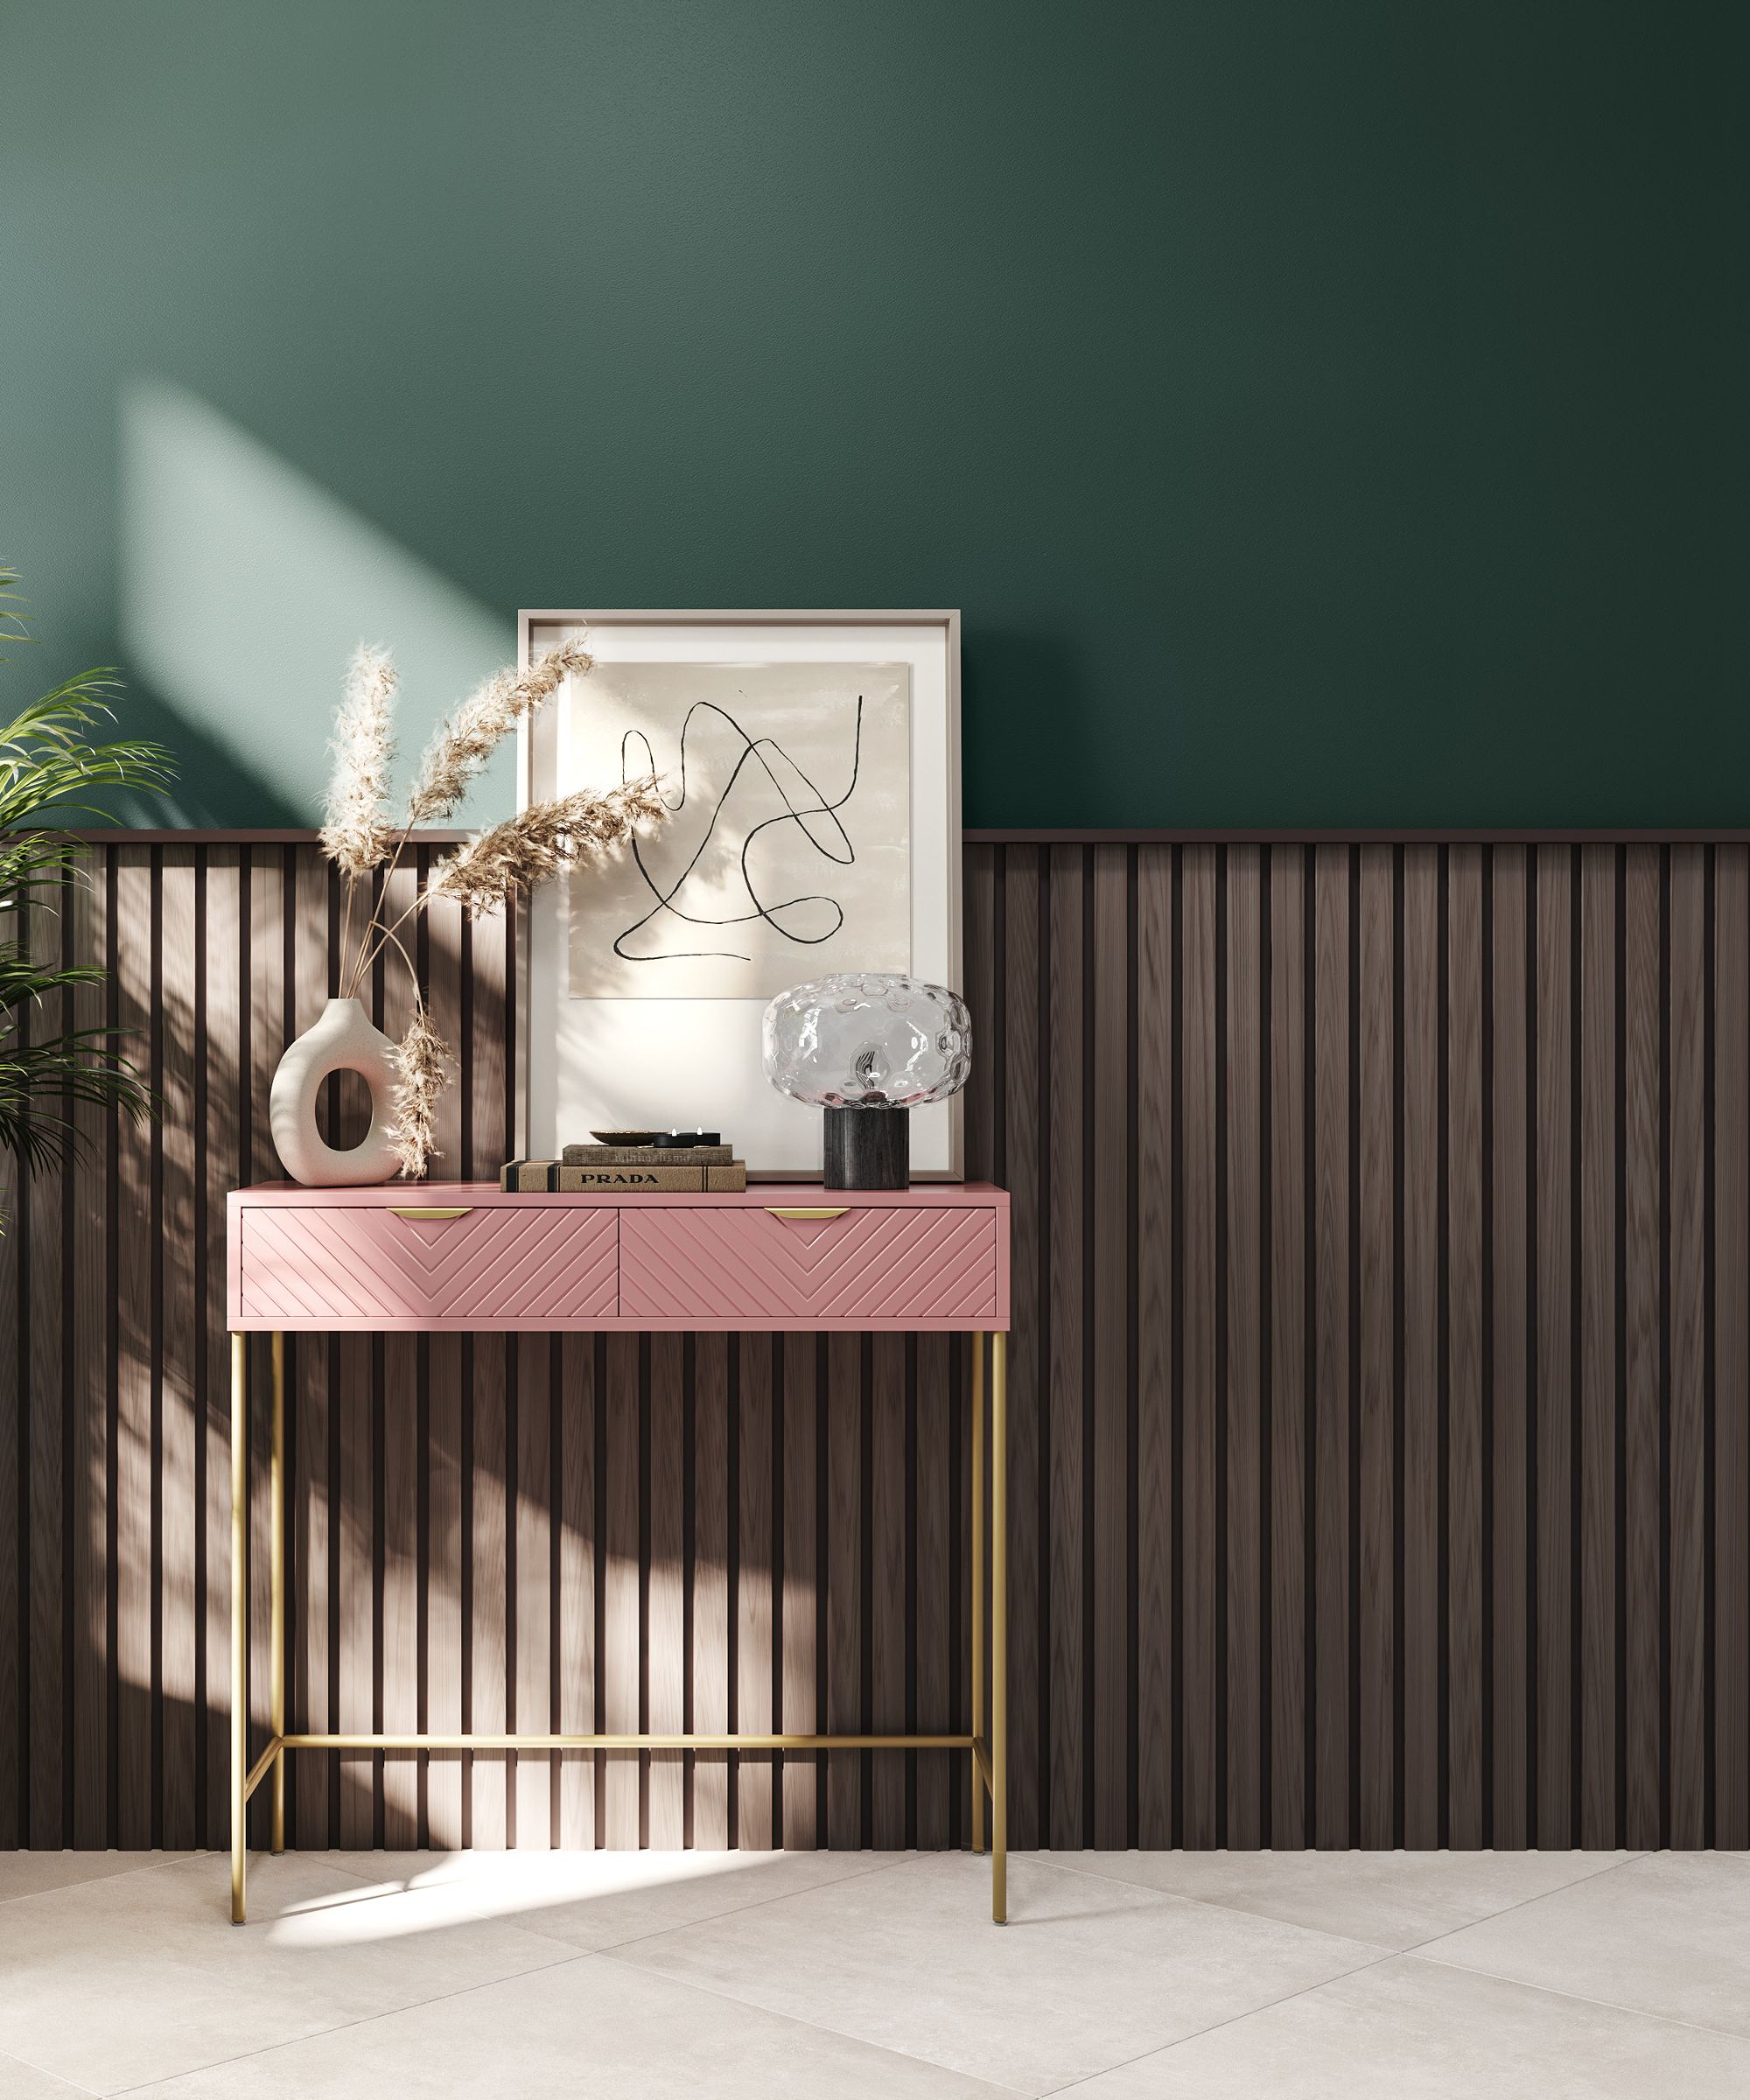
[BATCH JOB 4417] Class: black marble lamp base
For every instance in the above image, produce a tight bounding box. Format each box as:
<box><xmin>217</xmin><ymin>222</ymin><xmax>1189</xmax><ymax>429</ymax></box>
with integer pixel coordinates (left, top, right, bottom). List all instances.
<box><xmin>822</xmin><ymin>1105</ymin><xmax>910</xmax><ymax>1190</ymax></box>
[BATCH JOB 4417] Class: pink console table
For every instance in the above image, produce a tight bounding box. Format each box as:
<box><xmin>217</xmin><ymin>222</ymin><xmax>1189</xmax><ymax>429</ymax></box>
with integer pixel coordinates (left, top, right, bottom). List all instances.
<box><xmin>226</xmin><ymin>1182</ymin><xmax>1012</xmax><ymax>1923</ymax></box>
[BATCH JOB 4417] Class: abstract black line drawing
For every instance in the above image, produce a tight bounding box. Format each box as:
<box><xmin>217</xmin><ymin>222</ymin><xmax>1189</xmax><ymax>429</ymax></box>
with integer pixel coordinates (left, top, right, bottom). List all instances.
<box><xmin>612</xmin><ymin>695</ymin><xmax>864</xmax><ymax>965</ymax></box>
<box><xmin>566</xmin><ymin>660</ymin><xmax>910</xmax><ymax>999</ymax></box>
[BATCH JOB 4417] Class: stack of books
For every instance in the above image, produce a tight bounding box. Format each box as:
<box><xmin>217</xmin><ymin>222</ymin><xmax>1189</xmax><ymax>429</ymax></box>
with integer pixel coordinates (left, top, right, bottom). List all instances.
<box><xmin>500</xmin><ymin>1140</ymin><xmax>747</xmax><ymax>1193</ymax></box>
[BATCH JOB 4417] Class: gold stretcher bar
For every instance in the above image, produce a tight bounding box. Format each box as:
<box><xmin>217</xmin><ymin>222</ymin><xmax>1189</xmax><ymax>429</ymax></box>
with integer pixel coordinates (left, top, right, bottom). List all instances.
<box><xmin>276</xmin><ymin>1732</ymin><xmax>976</xmax><ymax>1753</ymax></box>
<box><xmin>232</xmin><ymin>1328</ymin><xmax>1008</xmax><ymax>1926</ymax></box>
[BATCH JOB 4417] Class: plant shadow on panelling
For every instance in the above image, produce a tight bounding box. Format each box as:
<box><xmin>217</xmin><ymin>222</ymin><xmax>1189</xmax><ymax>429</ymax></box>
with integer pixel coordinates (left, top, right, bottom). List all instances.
<box><xmin>1</xmin><ymin>844</ymin><xmax>971</xmax><ymax>1857</ymax></box>
<box><xmin>3</xmin><ymin>839</ymin><xmax>1747</xmax><ymax>1854</ymax></box>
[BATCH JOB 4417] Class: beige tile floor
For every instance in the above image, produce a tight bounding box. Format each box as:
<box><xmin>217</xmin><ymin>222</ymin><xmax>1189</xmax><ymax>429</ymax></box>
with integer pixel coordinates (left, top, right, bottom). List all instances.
<box><xmin>3</xmin><ymin>1845</ymin><xmax>1749</xmax><ymax>2096</ymax></box>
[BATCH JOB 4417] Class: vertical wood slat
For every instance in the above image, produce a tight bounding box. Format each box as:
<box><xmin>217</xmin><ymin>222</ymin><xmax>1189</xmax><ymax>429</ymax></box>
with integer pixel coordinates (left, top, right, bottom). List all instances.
<box><xmin>1046</xmin><ymin>846</ymin><xmax>1085</xmax><ymax>1848</ymax></box>
<box><xmin>424</xmin><ymin>874</ymin><xmax>467</xmax><ymax>1848</ymax></box>
<box><xmin>25</xmin><ymin>857</ymin><xmax>66</xmax><ymax>1849</ymax></box>
<box><xmin>1180</xmin><ymin>848</ymin><xmax>1218</xmax><ymax>1846</ymax></box>
<box><xmin>4</xmin><ymin>835</ymin><xmax>1749</xmax><ymax>1859</ymax></box>
<box><xmin>116</xmin><ymin>850</ymin><xmax>154</xmax><ymax>1847</ymax></box>
<box><xmin>1534</xmin><ymin>846</ymin><xmax>1576</xmax><ymax>1847</ymax></box>
<box><xmin>1091</xmin><ymin>846</ymin><xmax>1130</xmax><ymax>1848</ymax></box>
<box><xmin>1267</xmin><ymin>848</ymin><xmax>1306</xmax><ymax>1847</ymax></box>
<box><xmin>158</xmin><ymin>850</ymin><xmax>199</xmax><ymax>1851</ymax></box>
<box><xmin>1224</xmin><ymin>848</ymin><xmax>1263</xmax><ymax>1848</ymax></box>
<box><xmin>1622</xmin><ymin>848</ymin><xmax>1660</xmax><ymax>1849</ymax></box>
<box><xmin>736</xmin><ymin>1336</ymin><xmax>774</xmax><ymax>1851</ymax></box>
<box><xmin>1667</xmin><ymin>848</ymin><xmax>1705</xmax><ymax>1847</ymax></box>
<box><xmin>693</xmin><ymin>1336</ymin><xmax>729</xmax><ymax>1848</ymax></box>
<box><xmin>1001</xmin><ymin>846</ymin><xmax>1046</xmax><ymax>1852</ymax></box>
<box><xmin>1578</xmin><ymin>845</ymin><xmax>1618</xmax><ymax>1849</ymax></box>
<box><xmin>648</xmin><ymin>1332</ymin><xmax>686</xmax><ymax>1850</ymax></box>
<box><xmin>1716</xmin><ymin>848</ymin><xmax>1750</xmax><ymax>1850</ymax></box>
<box><xmin>1134</xmin><ymin>847</ymin><xmax>1173</xmax><ymax>1846</ymax></box>
<box><xmin>826</xmin><ymin>1332</ymin><xmax>861</xmax><ymax>1846</ymax></box>
<box><xmin>914</xmin><ymin>1334</ymin><xmax>950</xmax><ymax>1850</ymax></box>
<box><xmin>1489</xmin><ymin>849</ymin><xmax>1530</xmax><ymax>1848</ymax></box>
<box><xmin>1357</xmin><ymin>847</ymin><xmax>1396</xmax><ymax>1846</ymax></box>
<box><xmin>1401</xmin><ymin>848</ymin><xmax>1438</xmax><ymax>1849</ymax></box>
<box><xmin>200</xmin><ymin>852</ymin><xmax>237</xmax><ymax>1850</ymax></box>
<box><xmin>378</xmin><ymin>863</ymin><xmax>421</xmax><ymax>1852</ymax></box>
<box><xmin>780</xmin><ymin>1336</ymin><xmax>819</xmax><ymax>1847</ymax></box>
<box><xmin>1447</xmin><ymin>847</ymin><xmax>1485</xmax><ymax>1850</ymax></box>
<box><xmin>1312</xmin><ymin>847</ymin><xmax>1352</xmax><ymax>1846</ymax></box>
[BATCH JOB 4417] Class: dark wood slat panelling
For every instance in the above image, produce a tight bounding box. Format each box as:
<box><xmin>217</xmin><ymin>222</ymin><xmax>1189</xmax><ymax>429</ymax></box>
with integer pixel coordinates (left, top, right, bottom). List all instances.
<box><xmin>4</xmin><ymin>837</ymin><xmax>1748</xmax><ymax>1852</ymax></box>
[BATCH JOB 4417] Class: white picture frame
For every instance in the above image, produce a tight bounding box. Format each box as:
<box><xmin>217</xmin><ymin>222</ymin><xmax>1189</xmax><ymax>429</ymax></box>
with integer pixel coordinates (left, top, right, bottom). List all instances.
<box><xmin>518</xmin><ymin>610</ymin><xmax>963</xmax><ymax>1180</ymax></box>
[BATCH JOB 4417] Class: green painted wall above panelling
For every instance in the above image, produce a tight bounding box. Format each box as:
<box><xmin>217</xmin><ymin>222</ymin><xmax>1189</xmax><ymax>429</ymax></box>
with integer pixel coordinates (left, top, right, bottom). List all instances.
<box><xmin>2</xmin><ymin>1</ymin><xmax>1743</xmax><ymax>827</ymax></box>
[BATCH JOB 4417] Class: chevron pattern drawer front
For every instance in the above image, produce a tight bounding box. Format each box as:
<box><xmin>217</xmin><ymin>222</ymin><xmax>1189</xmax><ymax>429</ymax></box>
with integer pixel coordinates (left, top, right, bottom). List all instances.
<box><xmin>229</xmin><ymin>1185</ymin><xmax>1009</xmax><ymax>1332</ymax></box>
<box><xmin>235</xmin><ymin>1204</ymin><xmax>619</xmax><ymax>1328</ymax></box>
<box><xmin>620</xmin><ymin>1203</ymin><xmax>1002</xmax><ymax>1327</ymax></box>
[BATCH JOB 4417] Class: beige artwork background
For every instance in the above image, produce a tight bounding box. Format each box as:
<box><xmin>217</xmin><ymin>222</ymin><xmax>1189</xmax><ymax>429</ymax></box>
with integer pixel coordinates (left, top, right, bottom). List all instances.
<box><xmin>566</xmin><ymin>660</ymin><xmax>911</xmax><ymax>999</ymax></box>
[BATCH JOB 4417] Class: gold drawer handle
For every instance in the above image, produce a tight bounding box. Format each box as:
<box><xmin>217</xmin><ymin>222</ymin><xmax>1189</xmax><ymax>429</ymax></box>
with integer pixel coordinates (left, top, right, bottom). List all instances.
<box><xmin>765</xmin><ymin>1206</ymin><xmax>849</xmax><ymax>1221</ymax></box>
<box><xmin>389</xmin><ymin>1206</ymin><xmax>472</xmax><ymax>1221</ymax></box>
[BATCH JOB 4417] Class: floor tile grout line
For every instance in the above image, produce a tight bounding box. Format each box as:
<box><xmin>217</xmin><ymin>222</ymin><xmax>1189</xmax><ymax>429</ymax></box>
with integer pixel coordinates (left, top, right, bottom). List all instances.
<box><xmin>570</xmin><ymin>1852</ymin><xmax>922</xmax><ymax>1958</ymax></box>
<box><xmin>96</xmin><ymin>1932</ymin><xmax>1024</xmax><ymax>2100</ymax></box>
<box><xmin>1031</xmin><ymin>1850</ymin><xmax>1650</xmax><ymax>1956</ymax></box>
<box><xmin>1031</xmin><ymin>1950</ymin><xmax>1405</xmax><ymax>2097</ymax></box>
<box><xmin>0</xmin><ymin>2042</ymin><xmax>107</xmax><ymax>2097</ymax></box>
<box><xmin>1398</xmin><ymin>1949</ymin><xmax>1750</xmax><ymax>2051</ymax></box>
<box><xmin>102</xmin><ymin>1947</ymin><xmax>600</xmax><ymax>2097</ymax></box>
<box><xmin>0</xmin><ymin>1853</ymin><xmax>205</xmax><ymax>1911</ymax></box>
<box><xmin>594</xmin><ymin>1853</ymin><xmax>1384</xmax><ymax>2096</ymax></box>
<box><xmin>1032</xmin><ymin>1939</ymin><xmax>1750</xmax><ymax>2100</ymax></box>
<box><xmin>1007</xmin><ymin>1853</ymin><xmax>1418</xmax><ymax>1955</ymax></box>
<box><xmin>592</xmin><ymin>1946</ymin><xmax>1035</xmax><ymax>2096</ymax></box>
<box><xmin>1389</xmin><ymin>1851</ymin><xmax>1653</xmax><ymax>1956</ymax></box>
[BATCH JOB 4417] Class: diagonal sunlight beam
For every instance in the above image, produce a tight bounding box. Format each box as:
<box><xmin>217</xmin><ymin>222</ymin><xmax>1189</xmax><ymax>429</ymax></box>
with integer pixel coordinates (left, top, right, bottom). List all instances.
<box><xmin>119</xmin><ymin>379</ymin><xmax>512</xmax><ymax>827</ymax></box>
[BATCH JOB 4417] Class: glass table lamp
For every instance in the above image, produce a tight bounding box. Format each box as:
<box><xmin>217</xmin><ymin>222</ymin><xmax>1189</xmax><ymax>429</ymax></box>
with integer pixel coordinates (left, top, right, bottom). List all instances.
<box><xmin>761</xmin><ymin>972</ymin><xmax>973</xmax><ymax>1189</ymax></box>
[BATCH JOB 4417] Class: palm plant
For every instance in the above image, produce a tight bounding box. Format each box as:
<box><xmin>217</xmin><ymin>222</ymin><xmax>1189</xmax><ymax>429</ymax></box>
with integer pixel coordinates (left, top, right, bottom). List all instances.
<box><xmin>0</xmin><ymin>569</ymin><xmax>174</xmax><ymax>1214</ymax></box>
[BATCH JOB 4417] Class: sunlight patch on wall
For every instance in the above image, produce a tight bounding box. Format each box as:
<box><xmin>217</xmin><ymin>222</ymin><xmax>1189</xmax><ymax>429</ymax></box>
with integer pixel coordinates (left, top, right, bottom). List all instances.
<box><xmin>119</xmin><ymin>379</ymin><xmax>513</xmax><ymax>828</ymax></box>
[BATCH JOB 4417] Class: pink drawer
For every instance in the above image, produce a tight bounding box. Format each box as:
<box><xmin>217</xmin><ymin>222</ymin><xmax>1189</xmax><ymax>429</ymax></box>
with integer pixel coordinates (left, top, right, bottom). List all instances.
<box><xmin>620</xmin><ymin>1203</ymin><xmax>1001</xmax><ymax>1327</ymax></box>
<box><xmin>236</xmin><ymin>1204</ymin><xmax>619</xmax><ymax>1328</ymax></box>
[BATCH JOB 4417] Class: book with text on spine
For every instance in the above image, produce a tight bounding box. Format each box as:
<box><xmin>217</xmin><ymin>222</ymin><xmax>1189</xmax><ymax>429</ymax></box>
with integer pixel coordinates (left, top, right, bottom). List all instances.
<box><xmin>500</xmin><ymin>1159</ymin><xmax>747</xmax><ymax>1193</ymax></box>
<box><xmin>560</xmin><ymin>1143</ymin><xmax>733</xmax><ymax>1166</ymax></box>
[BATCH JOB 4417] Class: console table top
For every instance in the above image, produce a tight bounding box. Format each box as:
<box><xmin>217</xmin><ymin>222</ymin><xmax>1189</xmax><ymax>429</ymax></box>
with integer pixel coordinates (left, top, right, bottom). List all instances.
<box><xmin>231</xmin><ymin>1180</ymin><xmax>1009</xmax><ymax>1208</ymax></box>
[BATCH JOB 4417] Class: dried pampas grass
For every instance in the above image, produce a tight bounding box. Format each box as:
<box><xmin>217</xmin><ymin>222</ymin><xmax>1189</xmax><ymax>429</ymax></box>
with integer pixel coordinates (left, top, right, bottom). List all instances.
<box><xmin>405</xmin><ymin>639</ymin><xmax>594</xmax><ymax>824</ymax></box>
<box><xmin>387</xmin><ymin>997</ymin><xmax>452</xmax><ymax>1178</ymax></box>
<box><xmin>428</xmin><ymin>778</ymin><xmax>665</xmax><ymax>916</ymax></box>
<box><xmin>319</xmin><ymin>645</ymin><xmax>398</xmax><ymax>879</ymax></box>
<box><xmin>314</xmin><ymin>629</ymin><xmax>662</xmax><ymax>1178</ymax></box>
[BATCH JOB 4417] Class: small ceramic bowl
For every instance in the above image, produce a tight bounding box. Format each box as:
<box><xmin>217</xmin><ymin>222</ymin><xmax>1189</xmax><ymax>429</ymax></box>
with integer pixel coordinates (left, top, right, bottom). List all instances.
<box><xmin>591</xmin><ymin>1130</ymin><xmax>660</xmax><ymax>1145</ymax></box>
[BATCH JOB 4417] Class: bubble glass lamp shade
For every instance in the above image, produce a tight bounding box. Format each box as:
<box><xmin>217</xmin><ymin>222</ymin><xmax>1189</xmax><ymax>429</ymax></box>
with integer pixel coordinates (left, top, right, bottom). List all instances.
<box><xmin>761</xmin><ymin>973</ymin><xmax>973</xmax><ymax>1189</ymax></box>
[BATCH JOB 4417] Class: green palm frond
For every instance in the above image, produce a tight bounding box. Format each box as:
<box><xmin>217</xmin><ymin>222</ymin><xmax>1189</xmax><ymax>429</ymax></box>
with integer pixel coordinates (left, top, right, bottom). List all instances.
<box><xmin>0</xmin><ymin>564</ymin><xmax>176</xmax><ymax>1221</ymax></box>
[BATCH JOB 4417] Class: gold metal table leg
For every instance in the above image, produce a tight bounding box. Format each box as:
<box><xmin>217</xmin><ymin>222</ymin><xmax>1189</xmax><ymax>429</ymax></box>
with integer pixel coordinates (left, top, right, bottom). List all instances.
<box><xmin>991</xmin><ymin>1329</ymin><xmax>1007</xmax><ymax>1925</ymax></box>
<box><xmin>228</xmin><ymin>1320</ymin><xmax>1012</xmax><ymax>1926</ymax></box>
<box><xmin>230</xmin><ymin>1334</ymin><xmax>248</xmax><ymax>1924</ymax></box>
<box><xmin>270</xmin><ymin>1333</ymin><xmax>285</xmax><ymax>1855</ymax></box>
<box><xmin>970</xmin><ymin>1332</ymin><xmax>986</xmax><ymax>1855</ymax></box>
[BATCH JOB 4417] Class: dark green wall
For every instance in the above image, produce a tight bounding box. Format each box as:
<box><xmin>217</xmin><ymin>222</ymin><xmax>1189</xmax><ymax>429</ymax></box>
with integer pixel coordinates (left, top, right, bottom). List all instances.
<box><xmin>4</xmin><ymin>1</ymin><xmax>1744</xmax><ymax>827</ymax></box>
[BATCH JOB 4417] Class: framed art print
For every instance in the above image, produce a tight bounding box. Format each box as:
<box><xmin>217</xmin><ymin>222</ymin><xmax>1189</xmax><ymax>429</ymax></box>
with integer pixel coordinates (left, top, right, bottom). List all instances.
<box><xmin>518</xmin><ymin>611</ymin><xmax>962</xmax><ymax>1178</ymax></box>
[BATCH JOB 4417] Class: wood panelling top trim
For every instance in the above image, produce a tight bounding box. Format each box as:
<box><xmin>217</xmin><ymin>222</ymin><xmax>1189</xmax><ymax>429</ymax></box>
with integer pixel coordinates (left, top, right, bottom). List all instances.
<box><xmin>970</xmin><ymin>830</ymin><xmax>1750</xmax><ymax>845</ymax></box>
<box><xmin>66</xmin><ymin>828</ymin><xmax>1750</xmax><ymax>846</ymax></box>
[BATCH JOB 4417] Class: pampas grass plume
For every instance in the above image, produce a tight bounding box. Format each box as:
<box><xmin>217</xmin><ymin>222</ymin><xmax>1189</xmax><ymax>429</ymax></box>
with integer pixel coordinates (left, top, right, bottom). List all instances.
<box><xmin>387</xmin><ymin>996</ymin><xmax>451</xmax><ymax>1178</ymax></box>
<box><xmin>427</xmin><ymin>777</ymin><xmax>664</xmax><ymax>916</ymax></box>
<box><xmin>319</xmin><ymin>644</ymin><xmax>398</xmax><ymax>879</ymax></box>
<box><xmin>405</xmin><ymin>638</ymin><xmax>594</xmax><ymax>825</ymax></box>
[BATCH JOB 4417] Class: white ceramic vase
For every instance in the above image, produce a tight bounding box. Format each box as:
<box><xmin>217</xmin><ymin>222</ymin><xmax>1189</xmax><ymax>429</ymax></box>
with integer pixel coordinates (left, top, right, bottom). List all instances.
<box><xmin>269</xmin><ymin>997</ymin><xmax>402</xmax><ymax>1186</ymax></box>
